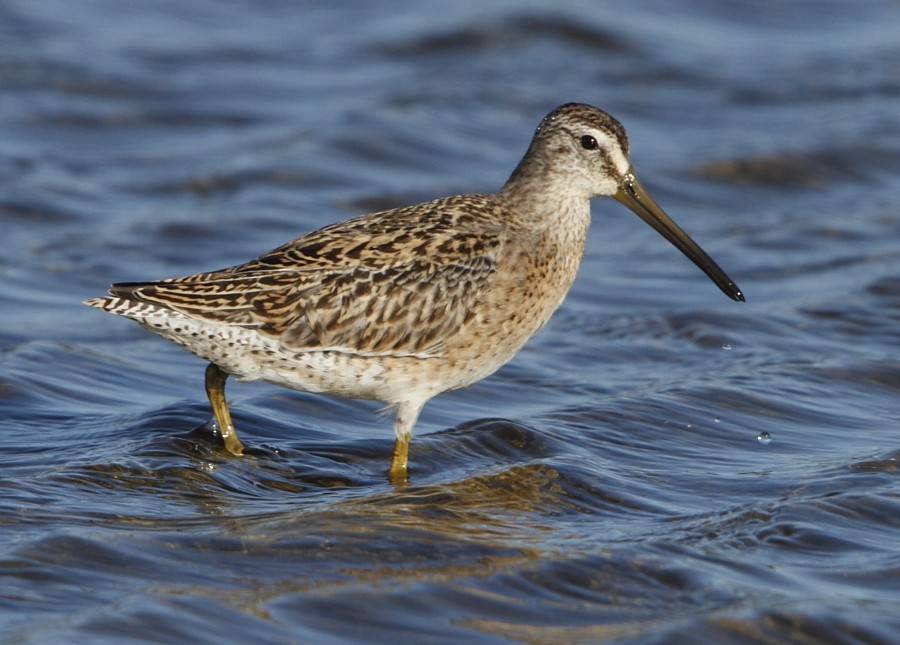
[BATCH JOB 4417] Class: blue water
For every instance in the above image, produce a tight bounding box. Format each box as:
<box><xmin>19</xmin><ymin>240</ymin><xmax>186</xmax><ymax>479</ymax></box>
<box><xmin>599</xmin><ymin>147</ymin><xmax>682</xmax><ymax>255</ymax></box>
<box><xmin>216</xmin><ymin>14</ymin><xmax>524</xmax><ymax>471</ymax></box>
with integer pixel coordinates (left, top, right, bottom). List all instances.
<box><xmin>2</xmin><ymin>1</ymin><xmax>899</xmax><ymax>643</ymax></box>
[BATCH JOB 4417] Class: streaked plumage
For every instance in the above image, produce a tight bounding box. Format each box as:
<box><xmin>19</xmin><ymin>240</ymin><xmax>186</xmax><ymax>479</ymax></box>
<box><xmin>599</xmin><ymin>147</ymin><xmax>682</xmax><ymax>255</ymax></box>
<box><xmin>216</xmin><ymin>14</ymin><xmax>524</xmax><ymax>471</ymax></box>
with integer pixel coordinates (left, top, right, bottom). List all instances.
<box><xmin>86</xmin><ymin>103</ymin><xmax>743</xmax><ymax>482</ymax></box>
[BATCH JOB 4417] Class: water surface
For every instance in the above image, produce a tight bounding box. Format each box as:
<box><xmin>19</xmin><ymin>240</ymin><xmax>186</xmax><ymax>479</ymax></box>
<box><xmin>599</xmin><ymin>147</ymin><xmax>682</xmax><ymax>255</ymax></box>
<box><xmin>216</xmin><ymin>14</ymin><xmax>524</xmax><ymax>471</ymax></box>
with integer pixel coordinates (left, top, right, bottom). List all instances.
<box><xmin>2</xmin><ymin>1</ymin><xmax>899</xmax><ymax>643</ymax></box>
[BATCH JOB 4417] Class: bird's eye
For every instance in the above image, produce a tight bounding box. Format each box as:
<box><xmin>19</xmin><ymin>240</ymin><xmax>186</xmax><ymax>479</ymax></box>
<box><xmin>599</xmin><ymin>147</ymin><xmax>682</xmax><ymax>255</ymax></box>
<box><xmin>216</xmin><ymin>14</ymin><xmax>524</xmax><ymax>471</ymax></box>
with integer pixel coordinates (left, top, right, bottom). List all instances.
<box><xmin>580</xmin><ymin>135</ymin><xmax>598</xmax><ymax>150</ymax></box>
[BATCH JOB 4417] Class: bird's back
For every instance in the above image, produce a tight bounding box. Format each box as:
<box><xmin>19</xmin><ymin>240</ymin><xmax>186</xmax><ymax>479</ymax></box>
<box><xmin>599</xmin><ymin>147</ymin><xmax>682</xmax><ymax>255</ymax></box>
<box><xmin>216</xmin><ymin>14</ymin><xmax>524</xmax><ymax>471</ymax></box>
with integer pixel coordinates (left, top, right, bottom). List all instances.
<box><xmin>85</xmin><ymin>191</ymin><xmax>587</xmax><ymax>400</ymax></box>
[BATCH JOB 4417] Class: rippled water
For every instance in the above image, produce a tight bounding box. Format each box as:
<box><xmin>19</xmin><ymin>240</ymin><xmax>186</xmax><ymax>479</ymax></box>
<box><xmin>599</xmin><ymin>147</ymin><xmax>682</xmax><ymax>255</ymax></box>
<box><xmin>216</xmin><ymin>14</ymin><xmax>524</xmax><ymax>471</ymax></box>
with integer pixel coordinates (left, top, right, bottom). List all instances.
<box><xmin>2</xmin><ymin>1</ymin><xmax>899</xmax><ymax>643</ymax></box>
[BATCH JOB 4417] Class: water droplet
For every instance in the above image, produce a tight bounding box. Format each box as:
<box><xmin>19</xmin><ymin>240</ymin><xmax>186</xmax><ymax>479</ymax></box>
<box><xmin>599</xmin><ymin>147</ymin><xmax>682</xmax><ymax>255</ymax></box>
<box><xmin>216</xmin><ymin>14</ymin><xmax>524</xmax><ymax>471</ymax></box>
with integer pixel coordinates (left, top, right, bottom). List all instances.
<box><xmin>757</xmin><ymin>431</ymin><xmax>772</xmax><ymax>445</ymax></box>
<box><xmin>722</xmin><ymin>343</ymin><xmax>732</xmax><ymax>351</ymax></box>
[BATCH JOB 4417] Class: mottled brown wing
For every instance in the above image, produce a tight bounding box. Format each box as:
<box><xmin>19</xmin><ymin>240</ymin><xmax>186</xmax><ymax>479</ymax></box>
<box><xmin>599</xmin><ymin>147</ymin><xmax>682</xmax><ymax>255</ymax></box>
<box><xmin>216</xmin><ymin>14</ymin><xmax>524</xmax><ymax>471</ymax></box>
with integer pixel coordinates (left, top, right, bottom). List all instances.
<box><xmin>108</xmin><ymin>197</ymin><xmax>506</xmax><ymax>357</ymax></box>
<box><xmin>275</xmin><ymin>254</ymin><xmax>496</xmax><ymax>356</ymax></box>
<box><xmin>110</xmin><ymin>254</ymin><xmax>496</xmax><ymax>358</ymax></box>
<box><xmin>107</xmin><ymin>270</ymin><xmax>301</xmax><ymax>327</ymax></box>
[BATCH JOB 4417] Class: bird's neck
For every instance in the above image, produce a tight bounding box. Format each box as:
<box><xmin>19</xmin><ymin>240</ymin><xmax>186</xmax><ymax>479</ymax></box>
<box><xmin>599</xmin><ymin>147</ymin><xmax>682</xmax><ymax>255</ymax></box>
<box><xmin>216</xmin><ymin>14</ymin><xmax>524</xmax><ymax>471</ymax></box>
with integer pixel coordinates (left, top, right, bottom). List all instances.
<box><xmin>498</xmin><ymin>170</ymin><xmax>592</xmax><ymax>239</ymax></box>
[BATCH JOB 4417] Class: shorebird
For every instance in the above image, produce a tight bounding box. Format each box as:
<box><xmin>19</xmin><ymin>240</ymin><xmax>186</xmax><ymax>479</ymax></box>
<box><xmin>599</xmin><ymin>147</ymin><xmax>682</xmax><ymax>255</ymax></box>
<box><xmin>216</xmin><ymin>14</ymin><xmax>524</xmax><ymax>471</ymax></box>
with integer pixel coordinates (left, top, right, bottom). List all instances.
<box><xmin>86</xmin><ymin>103</ymin><xmax>743</xmax><ymax>482</ymax></box>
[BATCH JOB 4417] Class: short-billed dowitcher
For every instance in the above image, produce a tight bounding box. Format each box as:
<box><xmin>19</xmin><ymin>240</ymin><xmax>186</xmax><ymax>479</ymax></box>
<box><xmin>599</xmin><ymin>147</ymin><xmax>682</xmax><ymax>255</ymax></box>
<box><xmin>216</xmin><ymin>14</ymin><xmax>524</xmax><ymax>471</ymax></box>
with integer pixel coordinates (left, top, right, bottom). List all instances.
<box><xmin>86</xmin><ymin>103</ymin><xmax>743</xmax><ymax>482</ymax></box>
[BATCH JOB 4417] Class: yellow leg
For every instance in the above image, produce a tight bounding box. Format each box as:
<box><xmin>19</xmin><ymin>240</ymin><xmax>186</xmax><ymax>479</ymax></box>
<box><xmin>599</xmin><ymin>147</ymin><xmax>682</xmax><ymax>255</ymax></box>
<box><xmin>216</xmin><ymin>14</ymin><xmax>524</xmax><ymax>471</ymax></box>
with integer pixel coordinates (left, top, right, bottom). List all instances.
<box><xmin>388</xmin><ymin>434</ymin><xmax>410</xmax><ymax>485</ymax></box>
<box><xmin>204</xmin><ymin>363</ymin><xmax>244</xmax><ymax>456</ymax></box>
<box><xmin>388</xmin><ymin>400</ymin><xmax>423</xmax><ymax>485</ymax></box>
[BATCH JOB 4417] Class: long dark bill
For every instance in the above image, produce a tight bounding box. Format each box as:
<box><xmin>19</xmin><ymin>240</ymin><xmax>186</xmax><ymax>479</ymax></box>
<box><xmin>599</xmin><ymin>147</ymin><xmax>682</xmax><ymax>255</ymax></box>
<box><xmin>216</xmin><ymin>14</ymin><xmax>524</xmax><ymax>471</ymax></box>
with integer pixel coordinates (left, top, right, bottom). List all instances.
<box><xmin>615</xmin><ymin>169</ymin><xmax>744</xmax><ymax>302</ymax></box>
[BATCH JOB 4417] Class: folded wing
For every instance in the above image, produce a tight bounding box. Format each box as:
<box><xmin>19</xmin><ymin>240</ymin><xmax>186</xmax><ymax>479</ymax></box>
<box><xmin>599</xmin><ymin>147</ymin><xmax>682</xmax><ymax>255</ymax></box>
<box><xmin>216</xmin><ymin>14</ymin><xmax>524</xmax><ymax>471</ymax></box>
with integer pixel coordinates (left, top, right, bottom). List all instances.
<box><xmin>106</xmin><ymin>198</ymin><xmax>504</xmax><ymax>358</ymax></box>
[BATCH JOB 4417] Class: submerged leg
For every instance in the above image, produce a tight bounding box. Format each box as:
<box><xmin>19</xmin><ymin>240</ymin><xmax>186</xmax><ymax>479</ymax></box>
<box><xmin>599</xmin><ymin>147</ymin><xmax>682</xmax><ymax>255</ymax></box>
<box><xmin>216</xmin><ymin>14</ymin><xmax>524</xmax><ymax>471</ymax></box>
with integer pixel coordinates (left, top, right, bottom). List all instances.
<box><xmin>204</xmin><ymin>363</ymin><xmax>244</xmax><ymax>456</ymax></box>
<box><xmin>388</xmin><ymin>400</ymin><xmax>423</xmax><ymax>484</ymax></box>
